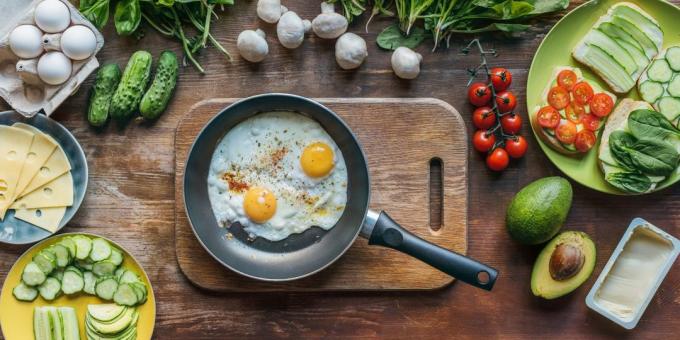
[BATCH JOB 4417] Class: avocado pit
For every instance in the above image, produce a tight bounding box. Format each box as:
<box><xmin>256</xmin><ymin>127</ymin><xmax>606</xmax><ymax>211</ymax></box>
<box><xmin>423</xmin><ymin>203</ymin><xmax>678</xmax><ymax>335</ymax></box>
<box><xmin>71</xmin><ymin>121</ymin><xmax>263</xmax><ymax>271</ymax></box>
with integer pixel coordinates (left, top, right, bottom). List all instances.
<box><xmin>549</xmin><ymin>243</ymin><xmax>585</xmax><ymax>280</ymax></box>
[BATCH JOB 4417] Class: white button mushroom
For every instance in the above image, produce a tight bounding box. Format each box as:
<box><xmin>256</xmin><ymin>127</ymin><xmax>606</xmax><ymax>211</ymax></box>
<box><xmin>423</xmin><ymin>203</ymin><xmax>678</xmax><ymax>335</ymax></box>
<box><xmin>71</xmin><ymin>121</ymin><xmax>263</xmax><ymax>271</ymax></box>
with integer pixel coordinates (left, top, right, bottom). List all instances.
<box><xmin>37</xmin><ymin>51</ymin><xmax>72</xmax><ymax>85</ymax></box>
<box><xmin>277</xmin><ymin>11</ymin><xmax>311</xmax><ymax>49</ymax></box>
<box><xmin>391</xmin><ymin>47</ymin><xmax>423</xmax><ymax>79</ymax></box>
<box><xmin>237</xmin><ymin>29</ymin><xmax>269</xmax><ymax>63</ymax></box>
<box><xmin>60</xmin><ymin>25</ymin><xmax>97</xmax><ymax>60</ymax></box>
<box><xmin>335</xmin><ymin>33</ymin><xmax>368</xmax><ymax>70</ymax></box>
<box><xmin>9</xmin><ymin>25</ymin><xmax>44</xmax><ymax>59</ymax></box>
<box><xmin>312</xmin><ymin>2</ymin><xmax>348</xmax><ymax>39</ymax></box>
<box><xmin>34</xmin><ymin>0</ymin><xmax>71</xmax><ymax>33</ymax></box>
<box><xmin>257</xmin><ymin>0</ymin><xmax>288</xmax><ymax>24</ymax></box>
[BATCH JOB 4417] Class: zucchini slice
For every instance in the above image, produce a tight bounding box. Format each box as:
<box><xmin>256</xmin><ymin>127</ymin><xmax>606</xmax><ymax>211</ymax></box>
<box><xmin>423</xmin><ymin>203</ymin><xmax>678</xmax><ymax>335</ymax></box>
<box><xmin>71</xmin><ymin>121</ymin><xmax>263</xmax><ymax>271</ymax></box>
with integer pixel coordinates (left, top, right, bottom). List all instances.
<box><xmin>657</xmin><ymin>96</ymin><xmax>680</xmax><ymax>123</ymax></box>
<box><xmin>13</xmin><ymin>282</ymin><xmax>38</xmax><ymax>301</ymax></box>
<box><xmin>95</xmin><ymin>277</ymin><xmax>119</xmax><ymax>300</ymax></box>
<box><xmin>647</xmin><ymin>59</ymin><xmax>673</xmax><ymax>83</ymax></box>
<box><xmin>22</xmin><ymin>262</ymin><xmax>47</xmax><ymax>286</ymax></box>
<box><xmin>639</xmin><ymin>81</ymin><xmax>665</xmax><ymax>103</ymax></box>
<box><xmin>666</xmin><ymin>46</ymin><xmax>680</xmax><ymax>72</ymax></box>
<box><xmin>38</xmin><ymin>277</ymin><xmax>62</xmax><ymax>301</ymax></box>
<box><xmin>667</xmin><ymin>74</ymin><xmax>680</xmax><ymax>97</ymax></box>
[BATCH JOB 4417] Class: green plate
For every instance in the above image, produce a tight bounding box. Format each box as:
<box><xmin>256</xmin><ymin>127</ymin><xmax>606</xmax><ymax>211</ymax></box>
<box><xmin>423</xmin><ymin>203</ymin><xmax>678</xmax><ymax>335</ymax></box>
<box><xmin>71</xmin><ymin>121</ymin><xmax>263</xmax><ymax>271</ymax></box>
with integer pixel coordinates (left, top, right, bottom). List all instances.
<box><xmin>527</xmin><ymin>0</ymin><xmax>680</xmax><ymax>195</ymax></box>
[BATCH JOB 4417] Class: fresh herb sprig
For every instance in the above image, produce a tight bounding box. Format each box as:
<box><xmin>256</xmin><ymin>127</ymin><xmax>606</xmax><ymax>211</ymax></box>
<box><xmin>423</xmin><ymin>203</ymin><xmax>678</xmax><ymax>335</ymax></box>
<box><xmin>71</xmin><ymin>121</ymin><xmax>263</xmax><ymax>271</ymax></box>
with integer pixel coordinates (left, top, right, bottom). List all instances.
<box><xmin>328</xmin><ymin>0</ymin><xmax>369</xmax><ymax>23</ymax></box>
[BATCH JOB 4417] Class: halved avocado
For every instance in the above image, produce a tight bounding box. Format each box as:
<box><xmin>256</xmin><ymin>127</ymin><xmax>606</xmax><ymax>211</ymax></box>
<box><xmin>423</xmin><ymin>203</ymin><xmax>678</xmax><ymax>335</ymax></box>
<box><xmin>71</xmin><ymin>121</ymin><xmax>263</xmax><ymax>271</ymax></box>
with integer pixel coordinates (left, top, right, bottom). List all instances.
<box><xmin>530</xmin><ymin>231</ymin><xmax>596</xmax><ymax>299</ymax></box>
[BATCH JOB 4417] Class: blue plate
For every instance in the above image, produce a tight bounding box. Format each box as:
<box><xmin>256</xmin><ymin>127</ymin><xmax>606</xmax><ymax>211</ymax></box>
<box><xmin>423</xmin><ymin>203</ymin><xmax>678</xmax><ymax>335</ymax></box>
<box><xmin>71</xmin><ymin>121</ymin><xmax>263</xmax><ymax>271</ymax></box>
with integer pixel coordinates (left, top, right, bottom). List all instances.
<box><xmin>0</xmin><ymin>112</ymin><xmax>87</xmax><ymax>244</ymax></box>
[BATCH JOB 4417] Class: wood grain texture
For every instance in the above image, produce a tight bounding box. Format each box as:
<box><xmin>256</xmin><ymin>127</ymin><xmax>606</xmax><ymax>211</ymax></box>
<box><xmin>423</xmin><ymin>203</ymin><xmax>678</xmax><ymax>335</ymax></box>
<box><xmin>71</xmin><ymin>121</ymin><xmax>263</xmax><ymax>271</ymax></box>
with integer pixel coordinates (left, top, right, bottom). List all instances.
<box><xmin>0</xmin><ymin>0</ymin><xmax>678</xmax><ymax>338</ymax></box>
<box><xmin>175</xmin><ymin>98</ymin><xmax>467</xmax><ymax>291</ymax></box>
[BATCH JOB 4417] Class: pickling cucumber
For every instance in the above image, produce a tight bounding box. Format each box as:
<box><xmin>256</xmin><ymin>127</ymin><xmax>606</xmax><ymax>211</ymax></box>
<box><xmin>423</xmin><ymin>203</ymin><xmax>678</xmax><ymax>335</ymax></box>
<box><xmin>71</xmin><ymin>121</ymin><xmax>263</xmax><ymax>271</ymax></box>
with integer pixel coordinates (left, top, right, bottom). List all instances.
<box><xmin>88</xmin><ymin>64</ymin><xmax>122</xmax><ymax>127</ymax></box>
<box><xmin>647</xmin><ymin>59</ymin><xmax>673</xmax><ymax>83</ymax></box>
<box><xmin>666</xmin><ymin>46</ymin><xmax>680</xmax><ymax>71</ymax></box>
<box><xmin>110</xmin><ymin>51</ymin><xmax>153</xmax><ymax>122</ymax></box>
<box><xmin>668</xmin><ymin>74</ymin><xmax>680</xmax><ymax>97</ymax></box>
<box><xmin>140</xmin><ymin>50</ymin><xmax>178</xmax><ymax>120</ymax></box>
<box><xmin>639</xmin><ymin>81</ymin><xmax>665</xmax><ymax>103</ymax></box>
<box><xmin>657</xmin><ymin>96</ymin><xmax>680</xmax><ymax>122</ymax></box>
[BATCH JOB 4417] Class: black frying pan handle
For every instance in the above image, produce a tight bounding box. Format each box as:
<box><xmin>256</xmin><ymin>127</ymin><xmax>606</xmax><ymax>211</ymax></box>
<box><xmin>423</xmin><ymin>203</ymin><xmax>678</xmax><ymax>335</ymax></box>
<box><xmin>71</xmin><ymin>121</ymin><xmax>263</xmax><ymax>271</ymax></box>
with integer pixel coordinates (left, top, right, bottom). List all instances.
<box><xmin>367</xmin><ymin>211</ymin><xmax>498</xmax><ymax>291</ymax></box>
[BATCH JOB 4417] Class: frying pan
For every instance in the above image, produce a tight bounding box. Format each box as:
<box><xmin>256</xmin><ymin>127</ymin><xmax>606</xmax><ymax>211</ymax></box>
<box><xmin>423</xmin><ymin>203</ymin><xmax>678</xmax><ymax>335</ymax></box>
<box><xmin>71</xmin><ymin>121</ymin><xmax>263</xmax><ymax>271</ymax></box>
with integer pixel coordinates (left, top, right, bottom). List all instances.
<box><xmin>184</xmin><ymin>94</ymin><xmax>498</xmax><ymax>290</ymax></box>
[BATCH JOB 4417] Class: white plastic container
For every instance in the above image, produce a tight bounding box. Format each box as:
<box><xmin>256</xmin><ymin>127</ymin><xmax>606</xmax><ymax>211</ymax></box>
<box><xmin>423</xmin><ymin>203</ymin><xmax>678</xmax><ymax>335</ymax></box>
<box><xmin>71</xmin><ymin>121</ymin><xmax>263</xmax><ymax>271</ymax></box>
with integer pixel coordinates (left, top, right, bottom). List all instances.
<box><xmin>586</xmin><ymin>218</ymin><xmax>679</xmax><ymax>329</ymax></box>
<box><xmin>0</xmin><ymin>0</ymin><xmax>104</xmax><ymax>117</ymax></box>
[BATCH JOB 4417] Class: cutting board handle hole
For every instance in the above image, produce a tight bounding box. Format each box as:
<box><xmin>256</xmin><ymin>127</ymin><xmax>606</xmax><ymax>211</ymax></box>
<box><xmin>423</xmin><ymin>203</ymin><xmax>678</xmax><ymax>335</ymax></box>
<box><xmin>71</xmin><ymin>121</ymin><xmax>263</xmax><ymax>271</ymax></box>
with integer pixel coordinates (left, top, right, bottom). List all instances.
<box><xmin>429</xmin><ymin>158</ymin><xmax>443</xmax><ymax>232</ymax></box>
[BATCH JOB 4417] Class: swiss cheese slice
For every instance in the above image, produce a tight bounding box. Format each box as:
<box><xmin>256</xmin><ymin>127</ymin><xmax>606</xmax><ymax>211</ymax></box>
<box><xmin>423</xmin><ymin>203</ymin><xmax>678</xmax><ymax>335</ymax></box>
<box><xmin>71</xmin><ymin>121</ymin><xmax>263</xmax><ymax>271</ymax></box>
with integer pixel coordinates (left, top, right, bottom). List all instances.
<box><xmin>11</xmin><ymin>123</ymin><xmax>58</xmax><ymax>201</ymax></box>
<box><xmin>0</xmin><ymin>126</ymin><xmax>35</xmax><ymax>220</ymax></box>
<box><xmin>14</xmin><ymin>207</ymin><xmax>66</xmax><ymax>233</ymax></box>
<box><xmin>11</xmin><ymin>172</ymin><xmax>74</xmax><ymax>209</ymax></box>
<box><xmin>17</xmin><ymin>143</ymin><xmax>71</xmax><ymax>199</ymax></box>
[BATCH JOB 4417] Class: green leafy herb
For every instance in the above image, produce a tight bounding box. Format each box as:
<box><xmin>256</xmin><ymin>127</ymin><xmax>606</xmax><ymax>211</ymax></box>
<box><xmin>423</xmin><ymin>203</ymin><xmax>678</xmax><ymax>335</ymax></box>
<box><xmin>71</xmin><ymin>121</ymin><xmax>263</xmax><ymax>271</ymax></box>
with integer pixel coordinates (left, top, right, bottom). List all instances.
<box><xmin>329</xmin><ymin>0</ymin><xmax>368</xmax><ymax>23</ymax></box>
<box><xmin>628</xmin><ymin>109</ymin><xmax>680</xmax><ymax>141</ymax></box>
<box><xmin>377</xmin><ymin>24</ymin><xmax>427</xmax><ymax>50</ymax></box>
<box><xmin>366</xmin><ymin>0</ymin><xmax>395</xmax><ymax>32</ymax></box>
<box><xmin>80</xmin><ymin>0</ymin><xmax>111</xmax><ymax>30</ymax></box>
<box><xmin>115</xmin><ymin>0</ymin><xmax>142</xmax><ymax>36</ymax></box>
<box><xmin>610</xmin><ymin>131</ymin><xmax>679</xmax><ymax>177</ymax></box>
<box><xmin>605</xmin><ymin>172</ymin><xmax>652</xmax><ymax>193</ymax></box>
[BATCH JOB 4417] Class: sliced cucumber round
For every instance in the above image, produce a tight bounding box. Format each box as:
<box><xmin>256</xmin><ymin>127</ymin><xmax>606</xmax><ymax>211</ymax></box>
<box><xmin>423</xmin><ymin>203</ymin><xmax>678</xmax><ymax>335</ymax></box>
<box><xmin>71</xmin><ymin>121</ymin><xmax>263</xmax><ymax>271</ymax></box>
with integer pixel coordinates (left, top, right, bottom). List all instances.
<box><xmin>61</xmin><ymin>269</ymin><xmax>85</xmax><ymax>294</ymax></box>
<box><xmin>668</xmin><ymin>74</ymin><xmax>680</xmax><ymax>97</ymax></box>
<box><xmin>647</xmin><ymin>59</ymin><xmax>673</xmax><ymax>83</ymax></box>
<box><xmin>38</xmin><ymin>277</ymin><xmax>62</xmax><ymax>300</ymax></box>
<box><xmin>639</xmin><ymin>81</ymin><xmax>665</xmax><ymax>103</ymax></box>
<box><xmin>22</xmin><ymin>262</ymin><xmax>46</xmax><ymax>286</ymax></box>
<box><xmin>50</xmin><ymin>244</ymin><xmax>71</xmax><ymax>268</ymax></box>
<box><xmin>666</xmin><ymin>46</ymin><xmax>680</xmax><ymax>72</ymax></box>
<box><xmin>657</xmin><ymin>96</ymin><xmax>680</xmax><ymax>123</ymax></box>
<box><xmin>92</xmin><ymin>260</ymin><xmax>117</xmax><ymax>277</ymax></box>
<box><xmin>73</xmin><ymin>236</ymin><xmax>93</xmax><ymax>260</ymax></box>
<box><xmin>95</xmin><ymin>276</ymin><xmax>119</xmax><ymax>300</ymax></box>
<box><xmin>113</xmin><ymin>283</ymin><xmax>139</xmax><ymax>306</ymax></box>
<box><xmin>13</xmin><ymin>282</ymin><xmax>38</xmax><ymax>301</ymax></box>
<box><xmin>83</xmin><ymin>271</ymin><xmax>97</xmax><ymax>295</ymax></box>
<box><xmin>33</xmin><ymin>250</ymin><xmax>56</xmax><ymax>274</ymax></box>
<box><xmin>89</xmin><ymin>238</ymin><xmax>112</xmax><ymax>262</ymax></box>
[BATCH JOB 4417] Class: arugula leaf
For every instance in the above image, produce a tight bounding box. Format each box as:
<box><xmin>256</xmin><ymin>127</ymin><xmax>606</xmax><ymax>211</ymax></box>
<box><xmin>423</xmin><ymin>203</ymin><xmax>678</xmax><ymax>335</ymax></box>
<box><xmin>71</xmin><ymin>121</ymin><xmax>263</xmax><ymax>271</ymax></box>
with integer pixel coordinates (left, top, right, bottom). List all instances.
<box><xmin>377</xmin><ymin>24</ymin><xmax>428</xmax><ymax>50</ymax></box>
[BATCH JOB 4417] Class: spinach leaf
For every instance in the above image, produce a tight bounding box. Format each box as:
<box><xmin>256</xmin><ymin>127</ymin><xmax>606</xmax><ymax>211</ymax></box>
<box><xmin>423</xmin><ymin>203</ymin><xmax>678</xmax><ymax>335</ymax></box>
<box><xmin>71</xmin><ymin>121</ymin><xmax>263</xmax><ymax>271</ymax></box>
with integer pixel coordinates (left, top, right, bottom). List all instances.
<box><xmin>609</xmin><ymin>131</ymin><xmax>638</xmax><ymax>171</ymax></box>
<box><xmin>115</xmin><ymin>0</ymin><xmax>142</xmax><ymax>36</ymax></box>
<box><xmin>447</xmin><ymin>23</ymin><xmax>531</xmax><ymax>34</ymax></box>
<box><xmin>605</xmin><ymin>172</ymin><xmax>652</xmax><ymax>193</ymax></box>
<box><xmin>525</xmin><ymin>0</ymin><xmax>570</xmax><ymax>15</ymax></box>
<box><xmin>609</xmin><ymin>131</ymin><xmax>679</xmax><ymax>176</ymax></box>
<box><xmin>80</xmin><ymin>0</ymin><xmax>110</xmax><ymax>30</ymax></box>
<box><xmin>628</xmin><ymin>109</ymin><xmax>680</xmax><ymax>141</ymax></box>
<box><xmin>377</xmin><ymin>24</ymin><xmax>428</xmax><ymax>50</ymax></box>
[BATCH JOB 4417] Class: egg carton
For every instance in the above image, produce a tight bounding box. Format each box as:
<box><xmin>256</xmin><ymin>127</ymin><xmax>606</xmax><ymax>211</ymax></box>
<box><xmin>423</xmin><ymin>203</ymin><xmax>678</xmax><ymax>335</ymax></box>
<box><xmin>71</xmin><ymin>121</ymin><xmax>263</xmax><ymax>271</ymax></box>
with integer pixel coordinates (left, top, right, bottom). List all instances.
<box><xmin>0</xmin><ymin>0</ymin><xmax>104</xmax><ymax>117</ymax></box>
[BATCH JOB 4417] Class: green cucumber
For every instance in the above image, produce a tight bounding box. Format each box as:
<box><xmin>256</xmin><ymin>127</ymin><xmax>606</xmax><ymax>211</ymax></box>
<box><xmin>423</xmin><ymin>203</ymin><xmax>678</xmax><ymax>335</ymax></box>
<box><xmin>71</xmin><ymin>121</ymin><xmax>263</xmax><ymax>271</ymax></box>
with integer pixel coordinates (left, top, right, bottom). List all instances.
<box><xmin>113</xmin><ymin>283</ymin><xmax>139</xmax><ymax>306</ymax></box>
<box><xmin>110</xmin><ymin>51</ymin><xmax>153</xmax><ymax>122</ymax></box>
<box><xmin>657</xmin><ymin>96</ymin><xmax>680</xmax><ymax>123</ymax></box>
<box><xmin>108</xmin><ymin>248</ymin><xmax>123</xmax><ymax>266</ymax></box>
<box><xmin>92</xmin><ymin>260</ymin><xmax>117</xmax><ymax>277</ymax></box>
<box><xmin>609</xmin><ymin>17</ymin><xmax>658</xmax><ymax>59</ymax></box>
<box><xmin>59</xmin><ymin>237</ymin><xmax>77</xmax><ymax>258</ymax></box>
<box><xmin>13</xmin><ymin>282</ymin><xmax>38</xmax><ymax>301</ymax></box>
<box><xmin>616</xmin><ymin>39</ymin><xmax>650</xmax><ymax>72</ymax></box>
<box><xmin>89</xmin><ymin>238</ymin><xmax>112</xmax><ymax>262</ymax></box>
<box><xmin>666</xmin><ymin>46</ymin><xmax>680</xmax><ymax>71</ymax></box>
<box><xmin>61</xmin><ymin>269</ymin><xmax>85</xmax><ymax>294</ymax></box>
<box><xmin>668</xmin><ymin>74</ymin><xmax>680</xmax><ymax>97</ymax></box>
<box><xmin>598</xmin><ymin>22</ymin><xmax>644</xmax><ymax>55</ymax></box>
<box><xmin>73</xmin><ymin>235</ymin><xmax>93</xmax><ymax>260</ymax></box>
<box><xmin>611</xmin><ymin>5</ymin><xmax>663</xmax><ymax>47</ymax></box>
<box><xmin>95</xmin><ymin>276</ymin><xmax>119</xmax><ymax>300</ymax></box>
<box><xmin>59</xmin><ymin>307</ymin><xmax>80</xmax><ymax>340</ymax></box>
<box><xmin>84</xmin><ymin>271</ymin><xmax>97</xmax><ymax>295</ymax></box>
<box><xmin>639</xmin><ymin>81</ymin><xmax>665</xmax><ymax>103</ymax></box>
<box><xmin>38</xmin><ymin>277</ymin><xmax>61</xmax><ymax>300</ymax></box>
<box><xmin>140</xmin><ymin>51</ymin><xmax>178</xmax><ymax>120</ymax></box>
<box><xmin>33</xmin><ymin>307</ymin><xmax>51</xmax><ymax>340</ymax></box>
<box><xmin>574</xmin><ymin>44</ymin><xmax>635</xmax><ymax>92</ymax></box>
<box><xmin>647</xmin><ymin>59</ymin><xmax>673</xmax><ymax>83</ymax></box>
<box><xmin>586</xmin><ymin>29</ymin><xmax>638</xmax><ymax>75</ymax></box>
<box><xmin>51</xmin><ymin>244</ymin><xmax>71</xmax><ymax>268</ymax></box>
<box><xmin>33</xmin><ymin>250</ymin><xmax>56</xmax><ymax>274</ymax></box>
<box><xmin>22</xmin><ymin>262</ymin><xmax>47</xmax><ymax>286</ymax></box>
<box><xmin>88</xmin><ymin>64</ymin><xmax>122</xmax><ymax>127</ymax></box>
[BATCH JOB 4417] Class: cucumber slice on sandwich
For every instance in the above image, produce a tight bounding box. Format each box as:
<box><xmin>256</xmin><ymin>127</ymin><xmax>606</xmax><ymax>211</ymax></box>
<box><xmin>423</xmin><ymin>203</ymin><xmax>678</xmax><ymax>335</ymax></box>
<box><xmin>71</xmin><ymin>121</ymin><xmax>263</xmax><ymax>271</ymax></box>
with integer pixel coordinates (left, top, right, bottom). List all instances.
<box><xmin>647</xmin><ymin>59</ymin><xmax>673</xmax><ymax>83</ymax></box>
<box><xmin>639</xmin><ymin>81</ymin><xmax>665</xmax><ymax>103</ymax></box>
<box><xmin>666</xmin><ymin>46</ymin><xmax>680</xmax><ymax>72</ymax></box>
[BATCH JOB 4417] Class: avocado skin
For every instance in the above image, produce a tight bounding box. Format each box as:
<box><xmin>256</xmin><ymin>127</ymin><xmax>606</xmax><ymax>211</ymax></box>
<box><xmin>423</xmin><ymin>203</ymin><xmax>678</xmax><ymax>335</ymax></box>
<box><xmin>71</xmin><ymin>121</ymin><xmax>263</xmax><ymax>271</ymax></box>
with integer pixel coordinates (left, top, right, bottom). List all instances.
<box><xmin>531</xmin><ymin>231</ymin><xmax>596</xmax><ymax>299</ymax></box>
<box><xmin>506</xmin><ymin>177</ymin><xmax>573</xmax><ymax>245</ymax></box>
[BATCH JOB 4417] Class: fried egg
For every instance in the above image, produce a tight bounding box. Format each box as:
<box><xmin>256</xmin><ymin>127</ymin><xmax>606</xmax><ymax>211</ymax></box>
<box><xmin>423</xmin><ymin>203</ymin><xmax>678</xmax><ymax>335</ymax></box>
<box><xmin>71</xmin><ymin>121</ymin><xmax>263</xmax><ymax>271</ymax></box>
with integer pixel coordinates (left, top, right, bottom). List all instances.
<box><xmin>207</xmin><ymin>111</ymin><xmax>348</xmax><ymax>241</ymax></box>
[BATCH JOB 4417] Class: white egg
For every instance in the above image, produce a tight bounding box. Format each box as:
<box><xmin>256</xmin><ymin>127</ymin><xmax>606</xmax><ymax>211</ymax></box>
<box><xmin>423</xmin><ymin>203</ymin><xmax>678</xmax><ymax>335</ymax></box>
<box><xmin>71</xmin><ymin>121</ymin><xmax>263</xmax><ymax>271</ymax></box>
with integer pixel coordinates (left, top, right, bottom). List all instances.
<box><xmin>208</xmin><ymin>111</ymin><xmax>349</xmax><ymax>241</ymax></box>
<box><xmin>37</xmin><ymin>52</ymin><xmax>72</xmax><ymax>85</ymax></box>
<box><xmin>60</xmin><ymin>25</ymin><xmax>96</xmax><ymax>60</ymax></box>
<box><xmin>9</xmin><ymin>25</ymin><xmax>44</xmax><ymax>59</ymax></box>
<box><xmin>34</xmin><ymin>0</ymin><xmax>71</xmax><ymax>33</ymax></box>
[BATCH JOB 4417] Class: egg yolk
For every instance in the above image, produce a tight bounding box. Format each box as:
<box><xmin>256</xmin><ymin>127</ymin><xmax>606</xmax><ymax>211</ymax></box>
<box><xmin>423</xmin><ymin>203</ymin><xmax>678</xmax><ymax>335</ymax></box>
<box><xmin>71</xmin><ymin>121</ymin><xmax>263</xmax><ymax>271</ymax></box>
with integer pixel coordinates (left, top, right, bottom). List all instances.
<box><xmin>300</xmin><ymin>142</ymin><xmax>335</xmax><ymax>178</ymax></box>
<box><xmin>243</xmin><ymin>187</ymin><xmax>277</xmax><ymax>223</ymax></box>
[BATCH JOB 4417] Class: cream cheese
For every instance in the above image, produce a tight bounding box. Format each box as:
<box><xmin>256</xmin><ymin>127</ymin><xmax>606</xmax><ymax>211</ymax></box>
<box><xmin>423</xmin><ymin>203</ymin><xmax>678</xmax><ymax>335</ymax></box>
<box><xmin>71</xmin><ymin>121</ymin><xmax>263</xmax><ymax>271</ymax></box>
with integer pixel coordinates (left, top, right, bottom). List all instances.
<box><xmin>594</xmin><ymin>227</ymin><xmax>673</xmax><ymax>320</ymax></box>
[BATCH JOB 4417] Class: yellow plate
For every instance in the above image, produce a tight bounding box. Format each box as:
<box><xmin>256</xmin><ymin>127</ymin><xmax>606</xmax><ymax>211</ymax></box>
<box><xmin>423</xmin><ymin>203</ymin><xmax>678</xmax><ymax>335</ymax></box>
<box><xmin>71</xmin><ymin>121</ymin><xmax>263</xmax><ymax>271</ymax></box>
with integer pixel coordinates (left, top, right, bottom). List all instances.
<box><xmin>0</xmin><ymin>233</ymin><xmax>155</xmax><ymax>340</ymax></box>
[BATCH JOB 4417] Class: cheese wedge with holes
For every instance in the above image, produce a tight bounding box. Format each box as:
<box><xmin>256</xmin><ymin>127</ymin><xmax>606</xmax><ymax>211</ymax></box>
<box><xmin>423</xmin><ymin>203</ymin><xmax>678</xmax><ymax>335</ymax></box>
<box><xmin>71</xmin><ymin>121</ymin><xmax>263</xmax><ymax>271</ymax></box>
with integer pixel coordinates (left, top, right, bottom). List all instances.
<box><xmin>0</xmin><ymin>126</ymin><xmax>35</xmax><ymax>219</ymax></box>
<box><xmin>17</xmin><ymin>143</ymin><xmax>71</xmax><ymax>199</ymax></box>
<box><xmin>11</xmin><ymin>172</ymin><xmax>73</xmax><ymax>209</ymax></box>
<box><xmin>11</xmin><ymin>123</ymin><xmax>58</xmax><ymax>202</ymax></box>
<box><xmin>14</xmin><ymin>207</ymin><xmax>66</xmax><ymax>233</ymax></box>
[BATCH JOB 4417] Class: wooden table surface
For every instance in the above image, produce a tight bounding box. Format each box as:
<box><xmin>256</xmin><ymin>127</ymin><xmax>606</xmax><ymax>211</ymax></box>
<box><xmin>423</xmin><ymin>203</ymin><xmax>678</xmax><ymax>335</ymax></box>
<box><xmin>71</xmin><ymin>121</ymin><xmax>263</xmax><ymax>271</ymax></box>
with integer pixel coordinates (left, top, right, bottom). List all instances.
<box><xmin>2</xmin><ymin>1</ymin><xmax>679</xmax><ymax>338</ymax></box>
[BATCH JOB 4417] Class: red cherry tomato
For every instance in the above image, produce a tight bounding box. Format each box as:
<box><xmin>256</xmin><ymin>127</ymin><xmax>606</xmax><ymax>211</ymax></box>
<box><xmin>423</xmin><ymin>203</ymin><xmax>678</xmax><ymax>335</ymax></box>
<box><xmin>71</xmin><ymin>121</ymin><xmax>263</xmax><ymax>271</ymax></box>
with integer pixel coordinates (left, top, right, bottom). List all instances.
<box><xmin>490</xmin><ymin>68</ymin><xmax>512</xmax><ymax>92</ymax></box>
<box><xmin>496</xmin><ymin>91</ymin><xmax>517</xmax><ymax>113</ymax></box>
<box><xmin>501</xmin><ymin>114</ymin><xmax>522</xmax><ymax>134</ymax></box>
<box><xmin>505</xmin><ymin>136</ymin><xmax>528</xmax><ymax>158</ymax></box>
<box><xmin>472</xmin><ymin>106</ymin><xmax>496</xmax><ymax>129</ymax></box>
<box><xmin>565</xmin><ymin>102</ymin><xmax>585</xmax><ymax>123</ymax></box>
<box><xmin>548</xmin><ymin>86</ymin><xmax>570</xmax><ymax>110</ymax></box>
<box><xmin>574</xmin><ymin>130</ymin><xmax>596</xmax><ymax>152</ymax></box>
<box><xmin>468</xmin><ymin>82</ymin><xmax>492</xmax><ymax>107</ymax></box>
<box><xmin>557</xmin><ymin>69</ymin><xmax>578</xmax><ymax>91</ymax></box>
<box><xmin>556</xmin><ymin>121</ymin><xmax>577</xmax><ymax>144</ymax></box>
<box><xmin>486</xmin><ymin>148</ymin><xmax>509</xmax><ymax>172</ymax></box>
<box><xmin>581</xmin><ymin>114</ymin><xmax>601</xmax><ymax>131</ymax></box>
<box><xmin>537</xmin><ymin>106</ymin><xmax>560</xmax><ymax>129</ymax></box>
<box><xmin>472</xmin><ymin>130</ymin><xmax>496</xmax><ymax>153</ymax></box>
<box><xmin>590</xmin><ymin>93</ymin><xmax>614</xmax><ymax>117</ymax></box>
<box><xmin>572</xmin><ymin>82</ymin><xmax>594</xmax><ymax>105</ymax></box>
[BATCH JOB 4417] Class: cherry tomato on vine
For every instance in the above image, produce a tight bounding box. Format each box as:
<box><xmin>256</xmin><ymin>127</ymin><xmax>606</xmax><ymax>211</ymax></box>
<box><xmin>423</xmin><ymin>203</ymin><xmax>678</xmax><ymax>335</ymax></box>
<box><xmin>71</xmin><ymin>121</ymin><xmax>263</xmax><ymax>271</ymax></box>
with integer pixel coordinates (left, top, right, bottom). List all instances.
<box><xmin>486</xmin><ymin>148</ymin><xmax>509</xmax><ymax>172</ymax></box>
<box><xmin>574</xmin><ymin>130</ymin><xmax>596</xmax><ymax>152</ymax></box>
<box><xmin>548</xmin><ymin>86</ymin><xmax>570</xmax><ymax>110</ymax></box>
<box><xmin>556</xmin><ymin>121</ymin><xmax>577</xmax><ymax>144</ymax></box>
<box><xmin>501</xmin><ymin>114</ymin><xmax>522</xmax><ymax>134</ymax></box>
<box><xmin>537</xmin><ymin>106</ymin><xmax>560</xmax><ymax>129</ymax></box>
<box><xmin>557</xmin><ymin>69</ymin><xmax>578</xmax><ymax>91</ymax></box>
<box><xmin>565</xmin><ymin>102</ymin><xmax>585</xmax><ymax>123</ymax></box>
<box><xmin>590</xmin><ymin>93</ymin><xmax>614</xmax><ymax>117</ymax></box>
<box><xmin>572</xmin><ymin>82</ymin><xmax>594</xmax><ymax>105</ymax></box>
<box><xmin>581</xmin><ymin>114</ymin><xmax>601</xmax><ymax>131</ymax></box>
<box><xmin>472</xmin><ymin>106</ymin><xmax>496</xmax><ymax>129</ymax></box>
<box><xmin>490</xmin><ymin>68</ymin><xmax>512</xmax><ymax>92</ymax></box>
<box><xmin>473</xmin><ymin>130</ymin><xmax>496</xmax><ymax>153</ymax></box>
<box><xmin>468</xmin><ymin>82</ymin><xmax>492</xmax><ymax>107</ymax></box>
<box><xmin>505</xmin><ymin>136</ymin><xmax>528</xmax><ymax>158</ymax></box>
<box><xmin>496</xmin><ymin>91</ymin><xmax>517</xmax><ymax>113</ymax></box>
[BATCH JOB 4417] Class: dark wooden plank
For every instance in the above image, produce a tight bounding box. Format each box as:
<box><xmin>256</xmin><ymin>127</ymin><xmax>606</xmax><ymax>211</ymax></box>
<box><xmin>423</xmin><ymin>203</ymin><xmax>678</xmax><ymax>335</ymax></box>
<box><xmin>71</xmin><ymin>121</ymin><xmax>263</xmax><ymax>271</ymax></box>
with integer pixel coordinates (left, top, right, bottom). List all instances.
<box><xmin>0</xmin><ymin>0</ymin><xmax>678</xmax><ymax>338</ymax></box>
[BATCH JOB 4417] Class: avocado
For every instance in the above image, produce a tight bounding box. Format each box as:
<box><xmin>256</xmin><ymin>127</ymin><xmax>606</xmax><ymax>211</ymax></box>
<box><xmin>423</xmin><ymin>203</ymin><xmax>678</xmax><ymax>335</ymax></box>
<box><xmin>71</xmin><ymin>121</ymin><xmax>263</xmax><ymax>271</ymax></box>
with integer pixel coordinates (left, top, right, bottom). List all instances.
<box><xmin>531</xmin><ymin>231</ymin><xmax>596</xmax><ymax>299</ymax></box>
<box><xmin>506</xmin><ymin>177</ymin><xmax>572</xmax><ymax>245</ymax></box>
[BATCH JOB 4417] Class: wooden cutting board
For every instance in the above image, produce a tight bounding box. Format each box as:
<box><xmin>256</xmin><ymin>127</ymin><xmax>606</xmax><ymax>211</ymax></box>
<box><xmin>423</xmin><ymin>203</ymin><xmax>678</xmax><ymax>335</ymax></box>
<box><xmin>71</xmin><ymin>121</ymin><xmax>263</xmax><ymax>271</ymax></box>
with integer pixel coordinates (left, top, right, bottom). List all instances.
<box><xmin>174</xmin><ymin>98</ymin><xmax>468</xmax><ymax>291</ymax></box>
